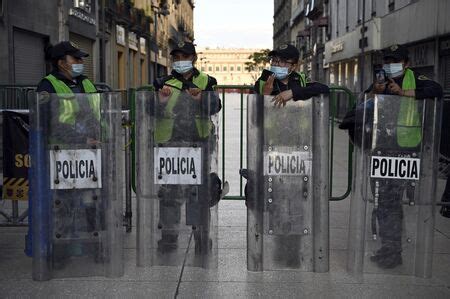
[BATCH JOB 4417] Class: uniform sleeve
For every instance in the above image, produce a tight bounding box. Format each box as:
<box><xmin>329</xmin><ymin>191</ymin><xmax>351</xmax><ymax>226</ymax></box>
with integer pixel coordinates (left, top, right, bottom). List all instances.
<box><xmin>253</xmin><ymin>76</ymin><xmax>265</xmax><ymax>95</ymax></box>
<box><xmin>36</xmin><ymin>78</ymin><xmax>56</xmax><ymax>93</ymax></box>
<box><xmin>291</xmin><ymin>82</ymin><xmax>330</xmax><ymax>101</ymax></box>
<box><xmin>153</xmin><ymin>76</ymin><xmax>169</xmax><ymax>91</ymax></box>
<box><xmin>414</xmin><ymin>77</ymin><xmax>443</xmax><ymax>99</ymax></box>
<box><xmin>204</xmin><ymin>76</ymin><xmax>217</xmax><ymax>91</ymax></box>
<box><xmin>202</xmin><ymin>75</ymin><xmax>221</xmax><ymax>114</ymax></box>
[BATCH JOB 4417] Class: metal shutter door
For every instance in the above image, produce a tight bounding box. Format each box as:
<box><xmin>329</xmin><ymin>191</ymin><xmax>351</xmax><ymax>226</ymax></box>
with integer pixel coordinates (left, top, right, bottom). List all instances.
<box><xmin>443</xmin><ymin>56</ymin><xmax>450</xmax><ymax>90</ymax></box>
<box><xmin>69</xmin><ymin>33</ymin><xmax>94</xmax><ymax>80</ymax></box>
<box><xmin>13</xmin><ymin>29</ymin><xmax>46</xmax><ymax>85</ymax></box>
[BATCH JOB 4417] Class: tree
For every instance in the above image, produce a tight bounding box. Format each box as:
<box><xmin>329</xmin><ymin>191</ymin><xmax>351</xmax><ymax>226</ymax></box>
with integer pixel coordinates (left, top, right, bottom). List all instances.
<box><xmin>245</xmin><ymin>49</ymin><xmax>271</xmax><ymax>81</ymax></box>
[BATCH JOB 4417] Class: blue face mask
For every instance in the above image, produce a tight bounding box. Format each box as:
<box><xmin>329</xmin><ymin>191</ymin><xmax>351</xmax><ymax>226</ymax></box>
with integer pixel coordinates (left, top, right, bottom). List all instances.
<box><xmin>173</xmin><ymin>60</ymin><xmax>194</xmax><ymax>74</ymax></box>
<box><xmin>71</xmin><ymin>64</ymin><xmax>84</xmax><ymax>77</ymax></box>
<box><xmin>270</xmin><ymin>65</ymin><xmax>290</xmax><ymax>80</ymax></box>
<box><xmin>383</xmin><ymin>63</ymin><xmax>403</xmax><ymax>78</ymax></box>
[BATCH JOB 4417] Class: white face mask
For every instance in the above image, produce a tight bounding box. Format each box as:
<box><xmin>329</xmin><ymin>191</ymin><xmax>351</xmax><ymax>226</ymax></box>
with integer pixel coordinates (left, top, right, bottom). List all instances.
<box><xmin>270</xmin><ymin>65</ymin><xmax>290</xmax><ymax>80</ymax></box>
<box><xmin>71</xmin><ymin>64</ymin><xmax>84</xmax><ymax>77</ymax></box>
<box><xmin>383</xmin><ymin>63</ymin><xmax>404</xmax><ymax>78</ymax></box>
<box><xmin>173</xmin><ymin>60</ymin><xmax>194</xmax><ymax>74</ymax></box>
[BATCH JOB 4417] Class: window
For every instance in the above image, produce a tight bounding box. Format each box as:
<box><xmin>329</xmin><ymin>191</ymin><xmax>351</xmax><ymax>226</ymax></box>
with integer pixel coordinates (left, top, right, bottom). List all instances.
<box><xmin>230</xmin><ymin>66</ymin><xmax>234</xmax><ymax>72</ymax></box>
<box><xmin>208</xmin><ymin>66</ymin><xmax>212</xmax><ymax>72</ymax></box>
<box><xmin>223</xmin><ymin>66</ymin><xmax>227</xmax><ymax>72</ymax></box>
<box><xmin>201</xmin><ymin>67</ymin><xmax>205</xmax><ymax>71</ymax></box>
<box><xmin>216</xmin><ymin>66</ymin><xmax>220</xmax><ymax>72</ymax></box>
<box><xmin>237</xmin><ymin>66</ymin><xmax>241</xmax><ymax>71</ymax></box>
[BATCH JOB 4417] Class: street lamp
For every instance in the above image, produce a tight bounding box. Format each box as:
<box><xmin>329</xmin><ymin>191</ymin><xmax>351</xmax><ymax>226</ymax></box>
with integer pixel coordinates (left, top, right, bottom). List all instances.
<box><xmin>152</xmin><ymin>4</ymin><xmax>170</xmax><ymax>80</ymax></box>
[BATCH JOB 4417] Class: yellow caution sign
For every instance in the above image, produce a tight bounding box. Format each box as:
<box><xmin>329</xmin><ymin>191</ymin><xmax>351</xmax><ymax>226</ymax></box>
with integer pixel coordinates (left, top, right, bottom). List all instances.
<box><xmin>2</xmin><ymin>177</ymin><xmax>29</xmax><ymax>200</ymax></box>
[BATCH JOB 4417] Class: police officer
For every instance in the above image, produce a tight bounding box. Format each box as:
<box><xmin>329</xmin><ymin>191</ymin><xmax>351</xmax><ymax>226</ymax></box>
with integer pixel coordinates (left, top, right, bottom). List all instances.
<box><xmin>366</xmin><ymin>44</ymin><xmax>443</xmax><ymax>269</ymax></box>
<box><xmin>154</xmin><ymin>41</ymin><xmax>222</xmax><ymax>252</ymax></box>
<box><xmin>36</xmin><ymin>41</ymin><xmax>101</xmax><ymax>262</ymax></box>
<box><xmin>245</xmin><ymin>44</ymin><xmax>329</xmax><ymax>267</ymax></box>
<box><xmin>254</xmin><ymin>44</ymin><xmax>329</xmax><ymax>107</ymax></box>
<box><xmin>37</xmin><ymin>41</ymin><xmax>96</xmax><ymax>94</ymax></box>
<box><xmin>244</xmin><ymin>43</ymin><xmax>329</xmax><ymax>203</ymax></box>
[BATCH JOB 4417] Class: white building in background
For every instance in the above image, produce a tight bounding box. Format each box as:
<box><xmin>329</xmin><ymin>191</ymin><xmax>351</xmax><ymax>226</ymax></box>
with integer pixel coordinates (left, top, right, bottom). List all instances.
<box><xmin>197</xmin><ymin>48</ymin><xmax>266</xmax><ymax>86</ymax></box>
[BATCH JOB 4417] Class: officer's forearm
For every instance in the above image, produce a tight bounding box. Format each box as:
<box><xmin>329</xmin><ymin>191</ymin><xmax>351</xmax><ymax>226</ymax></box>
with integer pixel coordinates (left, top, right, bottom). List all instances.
<box><xmin>401</xmin><ymin>89</ymin><xmax>416</xmax><ymax>97</ymax></box>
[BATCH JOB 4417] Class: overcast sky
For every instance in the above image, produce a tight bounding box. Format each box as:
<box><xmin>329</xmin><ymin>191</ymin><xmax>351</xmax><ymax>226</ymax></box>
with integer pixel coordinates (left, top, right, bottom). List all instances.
<box><xmin>194</xmin><ymin>0</ymin><xmax>273</xmax><ymax>49</ymax></box>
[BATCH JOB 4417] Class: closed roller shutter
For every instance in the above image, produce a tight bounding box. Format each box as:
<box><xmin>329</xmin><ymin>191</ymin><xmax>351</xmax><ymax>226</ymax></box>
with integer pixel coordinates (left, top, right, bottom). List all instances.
<box><xmin>69</xmin><ymin>32</ymin><xmax>94</xmax><ymax>80</ymax></box>
<box><xmin>13</xmin><ymin>29</ymin><xmax>46</xmax><ymax>85</ymax></box>
<box><xmin>443</xmin><ymin>55</ymin><xmax>450</xmax><ymax>90</ymax></box>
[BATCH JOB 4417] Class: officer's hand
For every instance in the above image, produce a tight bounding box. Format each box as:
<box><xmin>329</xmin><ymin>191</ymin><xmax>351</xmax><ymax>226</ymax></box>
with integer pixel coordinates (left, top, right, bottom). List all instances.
<box><xmin>372</xmin><ymin>82</ymin><xmax>386</xmax><ymax>94</ymax></box>
<box><xmin>262</xmin><ymin>74</ymin><xmax>275</xmax><ymax>95</ymax></box>
<box><xmin>160</xmin><ymin>85</ymin><xmax>172</xmax><ymax>96</ymax></box>
<box><xmin>271</xmin><ymin>90</ymin><xmax>293</xmax><ymax>108</ymax></box>
<box><xmin>387</xmin><ymin>78</ymin><xmax>403</xmax><ymax>95</ymax></box>
<box><xmin>86</xmin><ymin>137</ymin><xmax>101</xmax><ymax>146</ymax></box>
<box><xmin>188</xmin><ymin>88</ymin><xmax>202</xmax><ymax>101</ymax></box>
<box><xmin>158</xmin><ymin>86</ymin><xmax>172</xmax><ymax>103</ymax></box>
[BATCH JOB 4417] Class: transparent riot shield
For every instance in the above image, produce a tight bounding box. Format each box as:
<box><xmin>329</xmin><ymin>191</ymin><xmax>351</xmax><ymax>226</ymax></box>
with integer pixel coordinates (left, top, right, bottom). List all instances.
<box><xmin>136</xmin><ymin>90</ymin><xmax>221</xmax><ymax>269</ymax></box>
<box><xmin>30</xmin><ymin>92</ymin><xmax>124</xmax><ymax>281</ymax></box>
<box><xmin>347</xmin><ymin>94</ymin><xmax>441</xmax><ymax>277</ymax></box>
<box><xmin>246</xmin><ymin>94</ymin><xmax>329</xmax><ymax>272</ymax></box>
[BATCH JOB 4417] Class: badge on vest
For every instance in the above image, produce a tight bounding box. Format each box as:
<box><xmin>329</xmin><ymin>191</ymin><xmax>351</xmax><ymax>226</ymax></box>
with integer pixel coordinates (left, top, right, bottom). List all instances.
<box><xmin>49</xmin><ymin>149</ymin><xmax>102</xmax><ymax>189</ymax></box>
<box><xmin>370</xmin><ymin>156</ymin><xmax>420</xmax><ymax>180</ymax></box>
<box><xmin>154</xmin><ymin>147</ymin><xmax>202</xmax><ymax>185</ymax></box>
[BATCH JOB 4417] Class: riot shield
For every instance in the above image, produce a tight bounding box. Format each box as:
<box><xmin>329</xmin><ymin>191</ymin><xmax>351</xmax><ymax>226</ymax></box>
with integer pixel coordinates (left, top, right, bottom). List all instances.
<box><xmin>136</xmin><ymin>90</ymin><xmax>220</xmax><ymax>269</ymax></box>
<box><xmin>30</xmin><ymin>92</ymin><xmax>124</xmax><ymax>280</ymax></box>
<box><xmin>347</xmin><ymin>94</ymin><xmax>441</xmax><ymax>277</ymax></box>
<box><xmin>246</xmin><ymin>94</ymin><xmax>329</xmax><ymax>272</ymax></box>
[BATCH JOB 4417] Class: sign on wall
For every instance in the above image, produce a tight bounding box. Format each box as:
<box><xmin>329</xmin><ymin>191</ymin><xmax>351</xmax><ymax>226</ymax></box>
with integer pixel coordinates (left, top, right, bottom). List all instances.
<box><xmin>116</xmin><ymin>25</ymin><xmax>126</xmax><ymax>46</ymax></box>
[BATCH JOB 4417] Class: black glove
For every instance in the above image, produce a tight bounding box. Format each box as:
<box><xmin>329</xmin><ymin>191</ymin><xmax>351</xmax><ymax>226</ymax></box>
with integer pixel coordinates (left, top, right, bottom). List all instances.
<box><xmin>209</xmin><ymin>173</ymin><xmax>222</xmax><ymax>207</ymax></box>
<box><xmin>240</xmin><ymin>168</ymin><xmax>254</xmax><ymax>209</ymax></box>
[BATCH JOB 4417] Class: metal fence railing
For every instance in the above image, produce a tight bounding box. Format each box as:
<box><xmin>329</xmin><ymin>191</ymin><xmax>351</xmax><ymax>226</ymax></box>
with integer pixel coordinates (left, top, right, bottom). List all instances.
<box><xmin>214</xmin><ymin>85</ymin><xmax>356</xmax><ymax>201</ymax></box>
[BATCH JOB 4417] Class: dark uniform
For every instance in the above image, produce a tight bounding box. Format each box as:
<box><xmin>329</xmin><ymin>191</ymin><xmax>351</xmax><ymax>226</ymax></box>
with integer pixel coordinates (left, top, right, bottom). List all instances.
<box><xmin>37</xmin><ymin>71</ymin><xmax>93</xmax><ymax>94</ymax></box>
<box><xmin>363</xmin><ymin>45</ymin><xmax>443</xmax><ymax>269</ymax></box>
<box><xmin>154</xmin><ymin>42</ymin><xmax>222</xmax><ymax>252</ymax></box>
<box><xmin>254</xmin><ymin>69</ymin><xmax>329</xmax><ymax>100</ymax></box>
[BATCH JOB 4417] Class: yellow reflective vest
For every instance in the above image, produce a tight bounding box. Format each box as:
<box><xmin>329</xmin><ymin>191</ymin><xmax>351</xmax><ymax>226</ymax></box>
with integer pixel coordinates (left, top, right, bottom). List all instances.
<box><xmin>44</xmin><ymin>74</ymin><xmax>99</xmax><ymax>126</ymax></box>
<box><xmin>154</xmin><ymin>72</ymin><xmax>213</xmax><ymax>143</ymax></box>
<box><xmin>396</xmin><ymin>69</ymin><xmax>421</xmax><ymax>148</ymax></box>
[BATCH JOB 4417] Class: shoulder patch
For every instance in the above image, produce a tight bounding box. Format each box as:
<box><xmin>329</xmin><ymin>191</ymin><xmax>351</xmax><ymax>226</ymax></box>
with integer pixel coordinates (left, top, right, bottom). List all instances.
<box><xmin>418</xmin><ymin>75</ymin><xmax>429</xmax><ymax>80</ymax></box>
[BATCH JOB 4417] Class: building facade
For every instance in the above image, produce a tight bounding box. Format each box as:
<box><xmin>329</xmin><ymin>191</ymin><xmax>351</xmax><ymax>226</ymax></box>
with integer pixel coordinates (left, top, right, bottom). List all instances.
<box><xmin>274</xmin><ymin>0</ymin><xmax>292</xmax><ymax>48</ymax></box>
<box><xmin>0</xmin><ymin>0</ymin><xmax>194</xmax><ymax>90</ymax></box>
<box><xmin>197</xmin><ymin>48</ymin><xmax>265</xmax><ymax>86</ymax></box>
<box><xmin>325</xmin><ymin>0</ymin><xmax>450</xmax><ymax>92</ymax></box>
<box><xmin>0</xmin><ymin>0</ymin><xmax>97</xmax><ymax>85</ymax></box>
<box><xmin>275</xmin><ymin>0</ymin><xmax>450</xmax><ymax>91</ymax></box>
